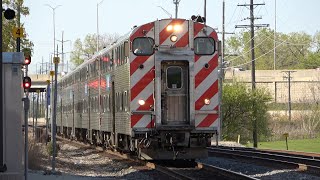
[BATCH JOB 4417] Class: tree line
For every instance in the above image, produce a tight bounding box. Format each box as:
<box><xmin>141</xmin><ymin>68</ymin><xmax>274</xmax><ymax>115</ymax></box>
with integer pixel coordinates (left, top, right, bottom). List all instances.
<box><xmin>225</xmin><ymin>28</ymin><xmax>320</xmax><ymax>70</ymax></box>
<box><xmin>2</xmin><ymin>0</ymin><xmax>33</xmax><ymax>53</ymax></box>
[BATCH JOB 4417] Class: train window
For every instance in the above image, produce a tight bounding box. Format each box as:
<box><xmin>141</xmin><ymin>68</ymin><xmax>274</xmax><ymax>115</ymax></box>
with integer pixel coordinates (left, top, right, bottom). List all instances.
<box><xmin>96</xmin><ymin>97</ymin><xmax>99</xmax><ymax>112</ymax></box>
<box><xmin>101</xmin><ymin>96</ymin><xmax>104</xmax><ymax>113</ymax></box>
<box><xmin>92</xmin><ymin>97</ymin><xmax>96</xmax><ymax>112</ymax></box>
<box><xmin>120</xmin><ymin>92</ymin><xmax>123</xmax><ymax>111</ymax></box>
<box><xmin>194</xmin><ymin>37</ymin><xmax>215</xmax><ymax>55</ymax></box>
<box><xmin>132</xmin><ymin>37</ymin><xmax>154</xmax><ymax>56</ymax></box>
<box><xmin>167</xmin><ymin>66</ymin><xmax>182</xmax><ymax>89</ymax></box>
<box><xmin>82</xmin><ymin>99</ymin><xmax>85</xmax><ymax>113</ymax></box>
<box><xmin>95</xmin><ymin>60</ymin><xmax>99</xmax><ymax>76</ymax></box>
<box><xmin>123</xmin><ymin>91</ymin><xmax>128</xmax><ymax>112</ymax></box>
<box><xmin>106</xmin><ymin>95</ymin><xmax>110</xmax><ymax>112</ymax></box>
<box><xmin>124</xmin><ymin>41</ymin><xmax>129</xmax><ymax>58</ymax></box>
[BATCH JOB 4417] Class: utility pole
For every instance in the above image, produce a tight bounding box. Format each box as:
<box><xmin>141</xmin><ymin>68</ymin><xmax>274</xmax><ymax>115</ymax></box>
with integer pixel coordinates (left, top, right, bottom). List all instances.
<box><xmin>236</xmin><ymin>0</ymin><xmax>269</xmax><ymax>148</ymax></box>
<box><xmin>274</xmin><ymin>0</ymin><xmax>277</xmax><ymax>70</ymax></box>
<box><xmin>16</xmin><ymin>1</ymin><xmax>21</xmax><ymax>52</ymax></box>
<box><xmin>282</xmin><ymin>71</ymin><xmax>295</xmax><ymax>121</ymax></box>
<box><xmin>97</xmin><ymin>0</ymin><xmax>105</xmax><ymax>52</ymax></box>
<box><xmin>56</xmin><ymin>31</ymin><xmax>70</xmax><ymax>73</ymax></box>
<box><xmin>218</xmin><ymin>0</ymin><xmax>235</xmax><ymax>141</ymax></box>
<box><xmin>173</xmin><ymin>0</ymin><xmax>181</xmax><ymax>18</ymax></box>
<box><xmin>204</xmin><ymin>0</ymin><xmax>206</xmax><ymax>22</ymax></box>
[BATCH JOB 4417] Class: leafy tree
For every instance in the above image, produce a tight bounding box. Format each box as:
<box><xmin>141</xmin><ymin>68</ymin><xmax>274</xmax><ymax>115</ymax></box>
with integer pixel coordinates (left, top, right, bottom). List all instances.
<box><xmin>70</xmin><ymin>33</ymin><xmax>119</xmax><ymax>67</ymax></box>
<box><xmin>222</xmin><ymin>82</ymin><xmax>271</xmax><ymax>144</ymax></box>
<box><xmin>70</xmin><ymin>39</ymin><xmax>84</xmax><ymax>67</ymax></box>
<box><xmin>2</xmin><ymin>0</ymin><xmax>34</xmax><ymax>53</ymax></box>
<box><xmin>225</xmin><ymin>28</ymin><xmax>314</xmax><ymax>70</ymax></box>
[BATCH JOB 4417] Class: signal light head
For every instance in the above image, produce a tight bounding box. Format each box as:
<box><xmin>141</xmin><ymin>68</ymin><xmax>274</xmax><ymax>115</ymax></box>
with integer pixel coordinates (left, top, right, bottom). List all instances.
<box><xmin>23</xmin><ymin>76</ymin><xmax>32</xmax><ymax>89</ymax></box>
<box><xmin>24</xmin><ymin>55</ymin><xmax>31</xmax><ymax>65</ymax></box>
<box><xmin>4</xmin><ymin>8</ymin><xmax>15</xmax><ymax>20</ymax></box>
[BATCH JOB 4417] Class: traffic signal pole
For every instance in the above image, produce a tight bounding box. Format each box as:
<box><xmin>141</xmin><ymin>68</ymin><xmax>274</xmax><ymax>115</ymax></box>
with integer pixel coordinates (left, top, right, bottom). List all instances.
<box><xmin>52</xmin><ymin>57</ymin><xmax>59</xmax><ymax>173</ymax></box>
<box><xmin>22</xmin><ymin>68</ymin><xmax>30</xmax><ymax>180</ymax></box>
<box><xmin>0</xmin><ymin>0</ymin><xmax>6</xmax><ymax>173</ymax></box>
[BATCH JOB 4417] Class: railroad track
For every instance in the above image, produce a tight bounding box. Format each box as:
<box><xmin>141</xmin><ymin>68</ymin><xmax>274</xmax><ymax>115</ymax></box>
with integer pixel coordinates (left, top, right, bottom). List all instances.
<box><xmin>208</xmin><ymin>146</ymin><xmax>320</xmax><ymax>176</ymax></box>
<box><xmin>147</xmin><ymin>161</ymin><xmax>258</xmax><ymax>180</ymax></box>
<box><xmin>55</xmin><ymin>135</ymin><xmax>257</xmax><ymax>179</ymax></box>
<box><xmin>215</xmin><ymin>146</ymin><xmax>320</xmax><ymax>160</ymax></box>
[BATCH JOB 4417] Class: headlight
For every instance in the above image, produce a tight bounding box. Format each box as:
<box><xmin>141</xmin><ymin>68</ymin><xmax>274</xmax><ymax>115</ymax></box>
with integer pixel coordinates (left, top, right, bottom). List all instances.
<box><xmin>166</xmin><ymin>25</ymin><xmax>173</xmax><ymax>31</ymax></box>
<box><xmin>173</xmin><ymin>24</ymin><xmax>182</xmax><ymax>32</ymax></box>
<box><xmin>138</xmin><ymin>100</ymin><xmax>145</xmax><ymax>106</ymax></box>
<box><xmin>170</xmin><ymin>35</ymin><xmax>178</xmax><ymax>42</ymax></box>
<box><xmin>204</xmin><ymin>98</ymin><xmax>210</xmax><ymax>105</ymax></box>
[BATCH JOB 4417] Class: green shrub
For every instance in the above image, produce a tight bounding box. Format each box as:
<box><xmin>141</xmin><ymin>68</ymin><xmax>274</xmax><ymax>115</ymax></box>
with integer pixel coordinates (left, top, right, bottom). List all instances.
<box><xmin>46</xmin><ymin>141</ymin><xmax>60</xmax><ymax>157</ymax></box>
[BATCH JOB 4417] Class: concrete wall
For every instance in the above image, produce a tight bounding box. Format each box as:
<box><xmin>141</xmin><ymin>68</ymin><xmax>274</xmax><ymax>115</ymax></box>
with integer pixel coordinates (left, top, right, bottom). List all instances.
<box><xmin>225</xmin><ymin>69</ymin><xmax>320</xmax><ymax>103</ymax></box>
<box><xmin>0</xmin><ymin>63</ymin><xmax>23</xmax><ymax>180</ymax></box>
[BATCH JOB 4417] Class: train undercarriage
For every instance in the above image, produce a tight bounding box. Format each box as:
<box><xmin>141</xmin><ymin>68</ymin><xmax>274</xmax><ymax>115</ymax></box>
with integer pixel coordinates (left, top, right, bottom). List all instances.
<box><xmin>56</xmin><ymin>125</ymin><xmax>217</xmax><ymax>160</ymax></box>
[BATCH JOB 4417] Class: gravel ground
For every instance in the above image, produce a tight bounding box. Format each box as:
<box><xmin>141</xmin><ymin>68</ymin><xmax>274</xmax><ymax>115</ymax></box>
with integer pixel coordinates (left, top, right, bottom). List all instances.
<box><xmin>28</xmin><ymin>138</ymin><xmax>171</xmax><ymax>180</ymax></box>
<box><xmin>200</xmin><ymin>156</ymin><xmax>320</xmax><ymax>180</ymax></box>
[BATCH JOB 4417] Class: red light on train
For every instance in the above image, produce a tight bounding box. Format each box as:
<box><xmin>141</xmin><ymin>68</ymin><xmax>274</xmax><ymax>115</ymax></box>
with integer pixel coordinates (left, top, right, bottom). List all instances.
<box><xmin>102</xmin><ymin>57</ymin><xmax>109</xmax><ymax>62</ymax></box>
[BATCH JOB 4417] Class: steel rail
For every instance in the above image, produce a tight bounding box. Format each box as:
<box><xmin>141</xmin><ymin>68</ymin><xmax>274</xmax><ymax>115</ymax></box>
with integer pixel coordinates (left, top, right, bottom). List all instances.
<box><xmin>199</xmin><ymin>162</ymin><xmax>258</xmax><ymax>180</ymax></box>
<box><xmin>208</xmin><ymin>148</ymin><xmax>320</xmax><ymax>175</ymax></box>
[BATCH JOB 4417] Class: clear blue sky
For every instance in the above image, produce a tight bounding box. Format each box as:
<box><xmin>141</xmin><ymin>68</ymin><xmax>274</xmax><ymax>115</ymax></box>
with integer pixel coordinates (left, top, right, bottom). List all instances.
<box><xmin>21</xmin><ymin>0</ymin><xmax>320</xmax><ymax>73</ymax></box>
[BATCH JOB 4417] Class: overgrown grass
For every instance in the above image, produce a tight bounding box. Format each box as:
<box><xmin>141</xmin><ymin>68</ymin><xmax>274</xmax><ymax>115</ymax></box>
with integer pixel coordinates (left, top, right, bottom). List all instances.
<box><xmin>28</xmin><ymin>138</ymin><xmax>46</xmax><ymax>170</ymax></box>
<box><xmin>248</xmin><ymin>138</ymin><xmax>320</xmax><ymax>153</ymax></box>
<box><xmin>268</xmin><ymin>103</ymin><xmax>318</xmax><ymax>110</ymax></box>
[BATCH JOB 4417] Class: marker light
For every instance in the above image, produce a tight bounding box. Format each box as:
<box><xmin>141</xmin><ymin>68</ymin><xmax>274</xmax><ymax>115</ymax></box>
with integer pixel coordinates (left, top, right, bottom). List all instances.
<box><xmin>170</xmin><ymin>35</ymin><xmax>178</xmax><ymax>42</ymax></box>
<box><xmin>138</xmin><ymin>100</ymin><xmax>145</xmax><ymax>106</ymax></box>
<box><xmin>166</xmin><ymin>25</ymin><xmax>173</xmax><ymax>31</ymax></box>
<box><xmin>173</xmin><ymin>24</ymin><xmax>182</xmax><ymax>32</ymax></box>
<box><xmin>204</xmin><ymin>98</ymin><xmax>210</xmax><ymax>105</ymax></box>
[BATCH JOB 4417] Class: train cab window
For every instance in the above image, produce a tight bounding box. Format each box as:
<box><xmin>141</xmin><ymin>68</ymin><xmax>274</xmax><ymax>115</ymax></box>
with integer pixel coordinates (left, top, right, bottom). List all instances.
<box><xmin>132</xmin><ymin>37</ymin><xmax>154</xmax><ymax>56</ymax></box>
<box><xmin>194</xmin><ymin>37</ymin><xmax>215</xmax><ymax>55</ymax></box>
<box><xmin>167</xmin><ymin>66</ymin><xmax>182</xmax><ymax>89</ymax></box>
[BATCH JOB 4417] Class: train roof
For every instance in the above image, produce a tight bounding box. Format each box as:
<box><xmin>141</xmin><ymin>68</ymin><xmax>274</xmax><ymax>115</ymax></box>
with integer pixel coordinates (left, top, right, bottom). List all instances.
<box><xmin>59</xmin><ymin>31</ymin><xmax>131</xmax><ymax>82</ymax></box>
<box><xmin>59</xmin><ymin>18</ymin><xmax>214</xmax><ymax>82</ymax></box>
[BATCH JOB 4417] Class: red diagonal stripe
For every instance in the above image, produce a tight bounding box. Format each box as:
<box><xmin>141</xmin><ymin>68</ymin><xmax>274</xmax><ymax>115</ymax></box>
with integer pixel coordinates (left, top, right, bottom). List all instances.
<box><xmin>195</xmin><ymin>54</ymin><xmax>218</xmax><ymax>88</ymax></box>
<box><xmin>131</xmin><ymin>114</ymin><xmax>143</xmax><ymax>127</ymax></box>
<box><xmin>195</xmin><ymin>80</ymin><xmax>218</xmax><ymax>110</ymax></box>
<box><xmin>159</xmin><ymin>19</ymin><xmax>185</xmax><ymax>45</ymax></box>
<box><xmin>131</xmin><ymin>69</ymin><xmax>154</xmax><ymax>101</ymax></box>
<box><xmin>197</xmin><ymin>113</ymin><xmax>218</xmax><ymax>127</ymax></box>
<box><xmin>194</xmin><ymin>23</ymin><xmax>204</xmax><ymax>37</ymax></box>
<box><xmin>195</xmin><ymin>55</ymin><xmax>201</xmax><ymax>62</ymax></box>
<box><xmin>174</xmin><ymin>32</ymin><xmax>189</xmax><ymax>47</ymax></box>
<box><xmin>130</xmin><ymin>23</ymin><xmax>154</xmax><ymax>41</ymax></box>
<box><xmin>130</xmin><ymin>56</ymin><xmax>150</xmax><ymax>76</ymax></box>
<box><xmin>146</xmin><ymin>119</ymin><xmax>155</xmax><ymax>128</ymax></box>
<box><xmin>209</xmin><ymin>31</ymin><xmax>218</xmax><ymax>40</ymax></box>
<box><xmin>137</xmin><ymin>95</ymin><xmax>154</xmax><ymax>111</ymax></box>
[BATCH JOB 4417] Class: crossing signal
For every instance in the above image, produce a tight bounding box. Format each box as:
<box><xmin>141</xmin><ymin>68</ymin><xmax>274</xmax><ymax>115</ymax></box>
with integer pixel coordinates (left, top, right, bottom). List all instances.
<box><xmin>23</xmin><ymin>76</ymin><xmax>31</xmax><ymax>89</ymax></box>
<box><xmin>24</xmin><ymin>55</ymin><xmax>31</xmax><ymax>65</ymax></box>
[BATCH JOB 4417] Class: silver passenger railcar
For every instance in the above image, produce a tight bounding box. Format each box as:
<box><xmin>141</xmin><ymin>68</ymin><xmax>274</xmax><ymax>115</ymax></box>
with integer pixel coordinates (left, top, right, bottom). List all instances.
<box><xmin>54</xmin><ymin>18</ymin><xmax>220</xmax><ymax>160</ymax></box>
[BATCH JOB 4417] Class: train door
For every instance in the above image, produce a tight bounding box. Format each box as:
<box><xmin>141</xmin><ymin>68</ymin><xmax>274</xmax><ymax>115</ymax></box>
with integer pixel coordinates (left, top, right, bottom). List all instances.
<box><xmin>161</xmin><ymin>61</ymin><xmax>189</xmax><ymax>125</ymax></box>
<box><xmin>111</xmin><ymin>81</ymin><xmax>116</xmax><ymax>146</ymax></box>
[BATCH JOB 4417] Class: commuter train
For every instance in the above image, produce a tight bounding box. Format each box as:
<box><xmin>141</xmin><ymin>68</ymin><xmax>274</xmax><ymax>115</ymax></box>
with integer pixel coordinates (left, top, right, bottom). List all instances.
<box><xmin>54</xmin><ymin>18</ymin><xmax>220</xmax><ymax>160</ymax></box>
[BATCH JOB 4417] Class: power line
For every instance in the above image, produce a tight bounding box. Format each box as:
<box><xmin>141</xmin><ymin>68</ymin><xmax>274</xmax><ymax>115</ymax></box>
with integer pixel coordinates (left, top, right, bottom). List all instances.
<box><xmin>236</xmin><ymin>0</ymin><xmax>269</xmax><ymax>149</ymax></box>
